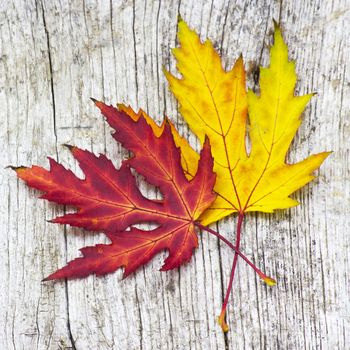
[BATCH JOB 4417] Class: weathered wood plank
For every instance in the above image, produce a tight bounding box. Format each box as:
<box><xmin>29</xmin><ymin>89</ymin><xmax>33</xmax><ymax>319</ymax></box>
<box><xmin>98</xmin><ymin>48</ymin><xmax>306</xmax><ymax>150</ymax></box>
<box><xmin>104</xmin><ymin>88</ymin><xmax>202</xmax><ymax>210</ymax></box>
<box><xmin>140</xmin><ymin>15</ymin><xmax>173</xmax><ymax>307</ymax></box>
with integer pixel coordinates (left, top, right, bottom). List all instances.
<box><xmin>1</xmin><ymin>0</ymin><xmax>349</xmax><ymax>349</ymax></box>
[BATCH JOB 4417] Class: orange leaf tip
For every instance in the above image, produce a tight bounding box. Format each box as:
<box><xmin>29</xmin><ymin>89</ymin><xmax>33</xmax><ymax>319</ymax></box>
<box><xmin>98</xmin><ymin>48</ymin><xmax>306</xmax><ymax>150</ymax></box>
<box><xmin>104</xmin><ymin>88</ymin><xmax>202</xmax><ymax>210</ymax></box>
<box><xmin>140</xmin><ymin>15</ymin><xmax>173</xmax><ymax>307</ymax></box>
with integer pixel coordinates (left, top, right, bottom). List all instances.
<box><xmin>62</xmin><ymin>144</ymin><xmax>75</xmax><ymax>152</ymax></box>
<box><xmin>8</xmin><ymin>166</ymin><xmax>27</xmax><ymax>175</ymax></box>
<box><xmin>217</xmin><ymin>312</ymin><xmax>229</xmax><ymax>333</ymax></box>
<box><xmin>90</xmin><ymin>97</ymin><xmax>105</xmax><ymax>110</ymax></box>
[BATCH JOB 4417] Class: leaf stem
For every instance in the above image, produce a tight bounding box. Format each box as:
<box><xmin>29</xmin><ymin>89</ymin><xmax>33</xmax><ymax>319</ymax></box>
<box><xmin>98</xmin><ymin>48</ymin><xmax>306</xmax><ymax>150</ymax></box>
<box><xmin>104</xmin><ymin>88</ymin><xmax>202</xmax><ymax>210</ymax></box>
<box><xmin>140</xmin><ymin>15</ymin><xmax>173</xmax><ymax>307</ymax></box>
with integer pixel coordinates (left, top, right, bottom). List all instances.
<box><xmin>216</xmin><ymin>212</ymin><xmax>244</xmax><ymax>332</ymax></box>
<box><xmin>195</xmin><ymin>221</ymin><xmax>276</xmax><ymax>286</ymax></box>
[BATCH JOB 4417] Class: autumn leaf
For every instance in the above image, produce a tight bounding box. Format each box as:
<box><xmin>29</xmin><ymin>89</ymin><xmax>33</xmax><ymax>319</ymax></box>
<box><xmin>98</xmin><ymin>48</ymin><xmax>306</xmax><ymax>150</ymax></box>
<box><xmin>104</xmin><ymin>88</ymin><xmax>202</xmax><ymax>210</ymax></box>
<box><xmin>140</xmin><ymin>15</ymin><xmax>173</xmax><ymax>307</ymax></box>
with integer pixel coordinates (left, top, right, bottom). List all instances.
<box><xmin>12</xmin><ymin>101</ymin><xmax>216</xmax><ymax>280</ymax></box>
<box><xmin>165</xmin><ymin>20</ymin><xmax>330</xmax><ymax>331</ymax></box>
<box><xmin>165</xmin><ymin>20</ymin><xmax>330</xmax><ymax>224</ymax></box>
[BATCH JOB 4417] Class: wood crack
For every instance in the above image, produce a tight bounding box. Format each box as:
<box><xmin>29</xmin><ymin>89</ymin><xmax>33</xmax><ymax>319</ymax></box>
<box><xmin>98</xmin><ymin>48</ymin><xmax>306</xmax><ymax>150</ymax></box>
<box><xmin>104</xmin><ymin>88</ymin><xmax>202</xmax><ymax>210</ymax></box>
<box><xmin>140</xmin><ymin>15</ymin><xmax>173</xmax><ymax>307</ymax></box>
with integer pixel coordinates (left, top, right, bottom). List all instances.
<box><xmin>41</xmin><ymin>0</ymin><xmax>58</xmax><ymax>161</ymax></box>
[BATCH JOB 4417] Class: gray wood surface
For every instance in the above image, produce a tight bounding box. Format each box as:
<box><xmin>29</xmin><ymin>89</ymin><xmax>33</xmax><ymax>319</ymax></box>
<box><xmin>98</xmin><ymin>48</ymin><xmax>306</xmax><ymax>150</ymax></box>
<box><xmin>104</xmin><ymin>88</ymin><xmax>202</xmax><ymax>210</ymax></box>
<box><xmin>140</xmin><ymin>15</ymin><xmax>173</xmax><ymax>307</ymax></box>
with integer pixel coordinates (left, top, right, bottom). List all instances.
<box><xmin>1</xmin><ymin>0</ymin><xmax>349</xmax><ymax>349</ymax></box>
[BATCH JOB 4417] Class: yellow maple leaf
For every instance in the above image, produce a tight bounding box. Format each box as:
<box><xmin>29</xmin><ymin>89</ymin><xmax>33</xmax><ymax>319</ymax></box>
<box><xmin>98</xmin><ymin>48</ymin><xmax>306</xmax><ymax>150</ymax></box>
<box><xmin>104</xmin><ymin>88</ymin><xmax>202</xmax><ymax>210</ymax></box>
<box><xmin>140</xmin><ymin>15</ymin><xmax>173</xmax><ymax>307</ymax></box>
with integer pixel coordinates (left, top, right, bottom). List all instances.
<box><xmin>165</xmin><ymin>20</ymin><xmax>330</xmax><ymax>225</ymax></box>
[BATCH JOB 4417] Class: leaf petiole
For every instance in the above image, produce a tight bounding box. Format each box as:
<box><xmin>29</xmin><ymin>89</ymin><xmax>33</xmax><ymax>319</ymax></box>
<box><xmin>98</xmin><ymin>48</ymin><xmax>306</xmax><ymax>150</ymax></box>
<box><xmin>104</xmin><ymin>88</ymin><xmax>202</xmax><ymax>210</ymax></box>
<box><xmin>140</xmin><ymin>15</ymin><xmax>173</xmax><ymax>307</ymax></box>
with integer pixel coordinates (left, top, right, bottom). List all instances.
<box><xmin>195</xmin><ymin>221</ymin><xmax>275</xmax><ymax>286</ymax></box>
<box><xmin>195</xmin><ymin>218</ymin><xmax>276</xmax><ymax>332</ymax></box>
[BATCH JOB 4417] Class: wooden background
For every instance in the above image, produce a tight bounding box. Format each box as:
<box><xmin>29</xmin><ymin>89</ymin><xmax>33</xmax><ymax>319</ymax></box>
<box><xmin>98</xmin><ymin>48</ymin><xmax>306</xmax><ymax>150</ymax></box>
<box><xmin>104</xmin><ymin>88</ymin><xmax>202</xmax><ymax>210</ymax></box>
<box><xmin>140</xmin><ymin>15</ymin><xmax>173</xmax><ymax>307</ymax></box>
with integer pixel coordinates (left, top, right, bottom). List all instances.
<box><xmin>1</xmin><ymin>0</ymin><xmax>349</xmax><ymax>349</ymax></box>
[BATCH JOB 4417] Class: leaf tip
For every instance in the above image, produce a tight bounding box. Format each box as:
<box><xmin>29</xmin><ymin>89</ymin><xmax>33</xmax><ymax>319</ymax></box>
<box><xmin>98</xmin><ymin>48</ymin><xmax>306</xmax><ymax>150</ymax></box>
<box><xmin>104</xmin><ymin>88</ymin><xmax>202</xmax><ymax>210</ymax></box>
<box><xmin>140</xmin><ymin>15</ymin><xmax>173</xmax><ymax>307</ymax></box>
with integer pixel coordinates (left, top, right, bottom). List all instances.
<box><xmin>91</xmin><ymin>97</ymin><xmax>105</xmax><ymax>111</ymax></box>
<box><xmin>42</xmin><ymin>272</ymin><xmax>57</xmax><ymax>282</ymax></box>
<box><xmin>177</xmin><ymin>15</ymin><xmax>192</xmax><ymax>34</ymax></box>
<box><xmin>203</xmin><ymin>134</ymin><xmax>210</xmax><ymax>145</ymax></box>
<box><xmin>6</xmin><ymin>165</ymin><xmax>17</xmax><ymax>171</ymax></box>
<box><xmin>217</xmin><ymin>312</ymin><xmax>229</xmax><ymax>333</ymax></box>
<box><xmin>7</xmin><ymin>165</ymin><xmax>27</xmax><ymax>174</ymax></box>
<box><xmin>232</xmin><ymin>53</ymin><xmax>245</xmax><ymax>71</ymax></box>
<box><xmin>272</xmin><ymin>19</ymin><xmax>284</xmax><ymax>43</ymax></box>
<box><xmin>273</xmin><ymin>18</ymin><xmax>280</xmax><ymax>30</ymax></box>
<box><xmin>63</xmin><ymin>144</ymin><xmax>75</xmax><ymax>152</ymax></box>
<box><xmin>163</xmin><ymin>116</ymin><xmax>171</xmax><ymax>126</ymax></box>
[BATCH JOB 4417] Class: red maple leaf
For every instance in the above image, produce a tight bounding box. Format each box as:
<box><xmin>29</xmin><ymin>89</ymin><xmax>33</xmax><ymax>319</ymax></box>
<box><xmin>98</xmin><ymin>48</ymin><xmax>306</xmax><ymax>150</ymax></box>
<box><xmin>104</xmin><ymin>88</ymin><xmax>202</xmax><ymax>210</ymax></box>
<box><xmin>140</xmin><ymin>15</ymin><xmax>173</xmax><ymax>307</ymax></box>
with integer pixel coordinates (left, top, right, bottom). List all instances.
<box><xmin>12</xmin><ymin>100</ymin><xmax>216</xmax><ymax>280</ymax></box>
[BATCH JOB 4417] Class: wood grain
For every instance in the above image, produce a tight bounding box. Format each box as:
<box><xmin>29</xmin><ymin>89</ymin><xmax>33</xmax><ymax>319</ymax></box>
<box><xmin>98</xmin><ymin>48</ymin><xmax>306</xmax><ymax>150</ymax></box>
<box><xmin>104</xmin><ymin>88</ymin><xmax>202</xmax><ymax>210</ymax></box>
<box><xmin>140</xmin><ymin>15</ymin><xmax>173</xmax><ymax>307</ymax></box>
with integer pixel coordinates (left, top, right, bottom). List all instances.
<box><xmin>1</xmin><ymin>0</ymin><xmax>349</xmax><ymax>349</ymax></box>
